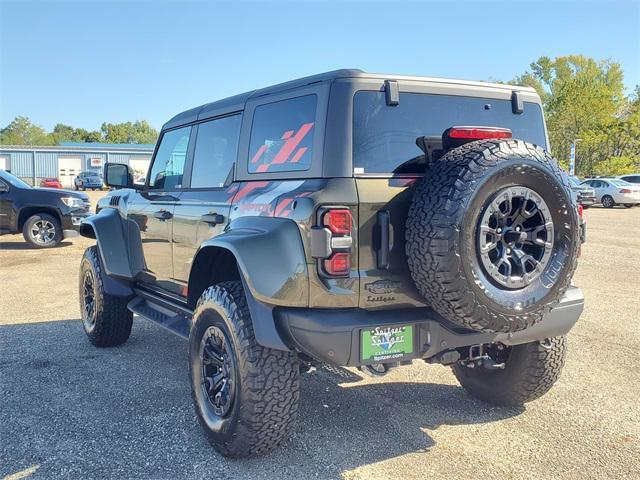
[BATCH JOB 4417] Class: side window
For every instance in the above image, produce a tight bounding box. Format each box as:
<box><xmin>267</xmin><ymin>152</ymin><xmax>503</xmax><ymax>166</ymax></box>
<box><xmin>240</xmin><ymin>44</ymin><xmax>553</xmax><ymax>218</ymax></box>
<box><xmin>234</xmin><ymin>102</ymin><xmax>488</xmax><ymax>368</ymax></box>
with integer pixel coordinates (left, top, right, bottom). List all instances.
<box><xmin>190</xmin><ymin>115</ymin><xmax>242</xmax><ymax>188</ymax></box>
<box><xmin>248</xmin><ymin>95</ymin><xmax>316</xmax><ymax>173</ymax></box>
<box><xmin>148</xmin><ymin>126</ymin><xmax>191</xmax><ymax>190</ymax></box>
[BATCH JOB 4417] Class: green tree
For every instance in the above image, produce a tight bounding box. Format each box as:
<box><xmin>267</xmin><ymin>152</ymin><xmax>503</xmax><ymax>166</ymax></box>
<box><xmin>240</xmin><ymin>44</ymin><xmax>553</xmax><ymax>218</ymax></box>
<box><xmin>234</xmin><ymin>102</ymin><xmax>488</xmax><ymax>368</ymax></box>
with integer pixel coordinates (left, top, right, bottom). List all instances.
<box><xmin>0</xmin><ymin>116</ymin><xmax>51</xmax><ymax>145</ymax></box>
<box><xmin>101</xmin><ymin>120</ymin><xmax>158</xmax><ymax>144</ymax></box>
<box><xmin>513</xmin><ymin>55</ymin><xmax>629</xmax><ymax>174</ymax></box>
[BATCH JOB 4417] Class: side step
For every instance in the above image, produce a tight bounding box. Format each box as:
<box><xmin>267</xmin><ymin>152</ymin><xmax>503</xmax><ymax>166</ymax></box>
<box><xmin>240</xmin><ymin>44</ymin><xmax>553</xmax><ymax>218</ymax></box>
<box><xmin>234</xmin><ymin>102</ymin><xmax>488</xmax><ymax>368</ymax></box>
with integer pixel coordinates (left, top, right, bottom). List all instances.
<box><xmin>127</xmin><ymin>290</ymin><xmax>191</xmax><ymax>339</ymax></box>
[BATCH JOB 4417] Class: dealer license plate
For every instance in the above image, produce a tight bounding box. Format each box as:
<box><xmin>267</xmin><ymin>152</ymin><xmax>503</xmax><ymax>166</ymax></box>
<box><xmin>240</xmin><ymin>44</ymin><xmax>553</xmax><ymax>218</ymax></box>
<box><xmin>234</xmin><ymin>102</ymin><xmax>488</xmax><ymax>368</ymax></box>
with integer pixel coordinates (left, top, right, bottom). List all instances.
<box><xmin>361</xmin><ymin>325</ymin><xmax>414</xmax><ymax>362</ymax></box>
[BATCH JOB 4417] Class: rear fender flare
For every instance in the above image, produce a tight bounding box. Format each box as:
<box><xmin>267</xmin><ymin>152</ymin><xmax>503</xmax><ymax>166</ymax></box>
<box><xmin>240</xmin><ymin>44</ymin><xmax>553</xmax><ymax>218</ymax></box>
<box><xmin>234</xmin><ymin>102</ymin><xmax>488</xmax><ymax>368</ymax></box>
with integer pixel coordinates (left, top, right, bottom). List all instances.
<box><xmin>190</xmin><ymin>216</ymin><xmax>309</xmax><ymax>350</ymax></box>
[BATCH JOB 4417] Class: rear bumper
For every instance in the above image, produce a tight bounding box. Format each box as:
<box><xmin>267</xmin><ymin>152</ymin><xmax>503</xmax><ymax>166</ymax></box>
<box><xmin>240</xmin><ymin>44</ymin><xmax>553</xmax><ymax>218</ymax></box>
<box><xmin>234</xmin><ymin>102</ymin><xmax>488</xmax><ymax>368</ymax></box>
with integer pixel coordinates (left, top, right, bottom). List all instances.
<box><xmin>614</xmin><ymin>194</ymin><xmax>640</xmax><ymax>204</ymax></box>
<box><xmin>275</xmin><ymin>286</ymin><xmax>584</xmax><ymax>366</ymax></box>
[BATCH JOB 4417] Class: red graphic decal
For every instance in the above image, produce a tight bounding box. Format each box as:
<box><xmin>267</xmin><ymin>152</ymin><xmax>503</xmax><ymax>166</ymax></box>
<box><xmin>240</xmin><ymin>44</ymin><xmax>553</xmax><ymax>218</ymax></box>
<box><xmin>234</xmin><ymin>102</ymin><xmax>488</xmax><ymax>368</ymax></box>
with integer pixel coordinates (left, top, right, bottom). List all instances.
<box><xmin>250</xmin><ymin>144</ymin><xmax>268</xmax><ymax>164</ymax></box>
<box><xmin>271</xmin><ymin>123</ymin><xmax>314</xmax><ymax>165</ymax></box>
<box><xmin>256</xmin><ymin>164</ymin><xmax>270</xmax><ymax>173</ymax></box>
<box><xmin>233</xmin><ymin>181</ymin><xmax>270</xmax><ymax>201</ymax></box>
<box><xmin>290</xmin><ymin>147</ymin><xmax>307</xmax><ymax>163</ymax></box>
<box><xmin>281</xmin><ymin>130</ymin><xmax>294</xmax><ymax>140</ymax></box>
<box><xmin>274</xmin><ymin>198</ymin><xmax>294</xmax><ymax>217</ymax></box>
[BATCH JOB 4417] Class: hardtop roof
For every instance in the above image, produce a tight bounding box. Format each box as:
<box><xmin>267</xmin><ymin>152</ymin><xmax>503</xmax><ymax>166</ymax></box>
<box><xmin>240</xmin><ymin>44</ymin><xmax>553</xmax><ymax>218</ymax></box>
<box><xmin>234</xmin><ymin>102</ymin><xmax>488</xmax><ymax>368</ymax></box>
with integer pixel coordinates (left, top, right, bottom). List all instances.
<box><xmin>163</xmin><ymin>68</ymin><xmax>537</xmax><ymax>130</ymax></box>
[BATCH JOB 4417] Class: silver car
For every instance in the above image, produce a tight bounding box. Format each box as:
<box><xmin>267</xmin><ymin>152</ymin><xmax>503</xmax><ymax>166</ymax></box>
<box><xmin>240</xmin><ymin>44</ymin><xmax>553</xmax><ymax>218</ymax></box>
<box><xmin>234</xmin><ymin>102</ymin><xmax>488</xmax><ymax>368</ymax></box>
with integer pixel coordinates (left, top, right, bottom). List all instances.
<box><xmin>580</xmin><ymin>178</ymin><xmax>640</xmax><ymax>208</ymax></box>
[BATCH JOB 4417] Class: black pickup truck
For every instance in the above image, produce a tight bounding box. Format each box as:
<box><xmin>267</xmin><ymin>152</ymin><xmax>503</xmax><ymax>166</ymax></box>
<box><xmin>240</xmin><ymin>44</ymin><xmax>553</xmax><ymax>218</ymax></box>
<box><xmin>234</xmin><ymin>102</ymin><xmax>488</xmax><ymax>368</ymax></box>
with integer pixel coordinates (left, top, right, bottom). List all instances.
<box><xmin>0</xmin><ymin>169</ymin><xmax>91</xmax><ymax>247</ymax></box>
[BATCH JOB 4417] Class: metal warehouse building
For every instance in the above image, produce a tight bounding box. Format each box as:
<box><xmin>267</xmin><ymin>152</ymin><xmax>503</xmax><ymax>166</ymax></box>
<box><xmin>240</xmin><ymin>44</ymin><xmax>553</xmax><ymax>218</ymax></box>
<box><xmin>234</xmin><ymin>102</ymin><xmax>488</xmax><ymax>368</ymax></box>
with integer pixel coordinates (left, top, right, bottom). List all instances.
<box><xmin>0</xmin><ymin>142</ymin><xmax>155</xmax><ymax>188</ymax></box>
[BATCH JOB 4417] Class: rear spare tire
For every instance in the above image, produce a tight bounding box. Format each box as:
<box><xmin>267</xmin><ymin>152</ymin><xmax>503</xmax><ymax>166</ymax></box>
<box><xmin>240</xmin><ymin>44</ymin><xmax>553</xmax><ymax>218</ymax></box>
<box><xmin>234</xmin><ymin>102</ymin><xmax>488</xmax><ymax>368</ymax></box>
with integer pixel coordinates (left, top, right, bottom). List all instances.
<box><xmin>406</xmin><ymin>139</ymin><xmax>579</xmax><ymax>333</ymax></box>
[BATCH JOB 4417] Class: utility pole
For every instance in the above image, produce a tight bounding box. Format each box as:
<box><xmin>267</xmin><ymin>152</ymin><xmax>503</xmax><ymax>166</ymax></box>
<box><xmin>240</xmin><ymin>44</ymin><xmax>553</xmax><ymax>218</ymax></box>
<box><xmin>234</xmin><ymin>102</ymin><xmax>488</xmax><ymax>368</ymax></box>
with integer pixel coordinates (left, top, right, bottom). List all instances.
<box><xmin>570</xmin><ymin>139</ymin><xmax>582</xmax><ymax>176</ymax></box>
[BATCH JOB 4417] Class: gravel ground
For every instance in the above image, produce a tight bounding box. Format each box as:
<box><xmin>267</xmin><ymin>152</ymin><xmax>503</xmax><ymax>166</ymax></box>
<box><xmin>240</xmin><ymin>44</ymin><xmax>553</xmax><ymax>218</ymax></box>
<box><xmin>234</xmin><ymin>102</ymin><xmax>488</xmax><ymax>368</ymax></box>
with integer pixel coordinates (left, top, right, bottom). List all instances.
<box><xmin>1</xmin><ymin>193</ymin><xmax>639</xmax><ymax>480</ymax></box>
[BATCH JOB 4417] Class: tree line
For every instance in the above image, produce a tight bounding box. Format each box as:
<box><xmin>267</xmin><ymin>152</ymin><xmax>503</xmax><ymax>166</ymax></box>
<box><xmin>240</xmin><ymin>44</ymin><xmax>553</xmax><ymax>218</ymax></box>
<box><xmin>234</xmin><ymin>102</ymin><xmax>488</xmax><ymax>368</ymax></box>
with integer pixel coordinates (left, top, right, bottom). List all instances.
<box><xmin>0</xmin><ymin>118</ymin><xmax>158</xmax><ymax>146</ymax></box>
<box><xmin>1</xmin><ymin>55</ymin><xmax>638</xmax><ymax>176</ymax></box>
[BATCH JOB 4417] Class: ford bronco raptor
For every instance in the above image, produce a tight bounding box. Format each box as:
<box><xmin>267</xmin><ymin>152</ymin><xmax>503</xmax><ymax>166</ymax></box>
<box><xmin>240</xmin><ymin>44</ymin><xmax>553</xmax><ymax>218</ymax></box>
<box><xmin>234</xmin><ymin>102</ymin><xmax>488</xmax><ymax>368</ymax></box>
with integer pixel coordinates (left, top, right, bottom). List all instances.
<box><xmin>78</xmin><ymin>69</ymin><xmax>584</xmax><ymax>458</ymax></box>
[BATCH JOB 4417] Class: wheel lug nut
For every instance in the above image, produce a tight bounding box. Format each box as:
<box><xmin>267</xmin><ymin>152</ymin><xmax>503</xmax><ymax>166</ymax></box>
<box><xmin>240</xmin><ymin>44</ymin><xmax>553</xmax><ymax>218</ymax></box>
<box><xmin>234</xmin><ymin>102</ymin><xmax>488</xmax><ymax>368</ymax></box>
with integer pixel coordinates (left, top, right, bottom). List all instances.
<box><xmin>515</xmin><ymin>226</ymin><xmax>521</xmax><ymax>232</ymax></box>
<box><xmin>496</xmin><ymin>228</ymin><xmax>502</xmax><ymax>234</ymax></box>
<box><xmin>506</xmin><ymin>248</ymin><xmax>511</xmax><ymax>254</ymax></box>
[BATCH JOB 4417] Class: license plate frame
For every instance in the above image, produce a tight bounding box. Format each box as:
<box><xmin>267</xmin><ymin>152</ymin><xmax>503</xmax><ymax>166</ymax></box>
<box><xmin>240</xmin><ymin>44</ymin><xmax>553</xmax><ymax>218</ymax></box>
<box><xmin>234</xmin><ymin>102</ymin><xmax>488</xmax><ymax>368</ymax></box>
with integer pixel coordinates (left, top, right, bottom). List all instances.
<box><xmin>360</xmin><ymin>324</ymin><xmax>415</xmax><ymax>363</ymax></box>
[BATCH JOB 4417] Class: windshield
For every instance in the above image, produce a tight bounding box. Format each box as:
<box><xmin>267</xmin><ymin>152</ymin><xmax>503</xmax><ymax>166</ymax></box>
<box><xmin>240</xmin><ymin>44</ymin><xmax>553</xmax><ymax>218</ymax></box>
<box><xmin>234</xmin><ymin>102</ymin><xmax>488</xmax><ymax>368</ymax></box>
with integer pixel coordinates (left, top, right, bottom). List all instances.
<box><xmin>0</xmin><ymin>169</ymin><xmax>31</xmax><ymax>188</ymax></box>
<box><xmin>353</xmin><ymin>91</ymin><xmax>548</xmax><ymax>174</ymax></box>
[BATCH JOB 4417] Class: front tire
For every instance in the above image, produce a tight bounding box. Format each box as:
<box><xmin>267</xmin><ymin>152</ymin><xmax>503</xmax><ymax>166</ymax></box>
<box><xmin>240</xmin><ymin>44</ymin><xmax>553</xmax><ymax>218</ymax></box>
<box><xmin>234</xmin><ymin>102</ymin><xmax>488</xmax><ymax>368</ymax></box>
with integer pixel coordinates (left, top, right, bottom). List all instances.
<box><xmin>22</xmin><ymin>213</ymin><xmax>62</xmax><ymax>248</ymax></box>
<box><xmin>189</xmin><ymin>281</ymin><xmax>300</xmax><ymax>458</ymax></box>
<box><xmin>452</xmin><ymin>336</ymin><xmax>567</xmax><ymax>406</ymax></box>
<box><xmin>79</xmin><ymin>246</ymin><xmax>133</xmax><ymax>347</ymax></box>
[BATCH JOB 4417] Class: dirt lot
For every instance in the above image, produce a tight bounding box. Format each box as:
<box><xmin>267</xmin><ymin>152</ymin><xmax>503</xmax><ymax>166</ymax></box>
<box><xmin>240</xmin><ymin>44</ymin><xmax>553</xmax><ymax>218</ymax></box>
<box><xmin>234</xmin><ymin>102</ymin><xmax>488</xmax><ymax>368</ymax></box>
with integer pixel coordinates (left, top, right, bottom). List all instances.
<box><xmin>1</xmin><ymin>193</ymin><xmax>639</xmax><ymax>480</ymax></box>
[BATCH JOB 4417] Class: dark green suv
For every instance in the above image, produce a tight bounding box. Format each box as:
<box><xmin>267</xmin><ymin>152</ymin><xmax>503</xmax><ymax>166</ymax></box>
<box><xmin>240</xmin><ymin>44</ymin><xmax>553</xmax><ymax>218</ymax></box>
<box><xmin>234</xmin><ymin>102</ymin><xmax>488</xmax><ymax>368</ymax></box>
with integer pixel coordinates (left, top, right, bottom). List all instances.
<box><xmin>78</xmin><ymin>69</ymin><xmax>584</xmax><ymax>458</ymax></box>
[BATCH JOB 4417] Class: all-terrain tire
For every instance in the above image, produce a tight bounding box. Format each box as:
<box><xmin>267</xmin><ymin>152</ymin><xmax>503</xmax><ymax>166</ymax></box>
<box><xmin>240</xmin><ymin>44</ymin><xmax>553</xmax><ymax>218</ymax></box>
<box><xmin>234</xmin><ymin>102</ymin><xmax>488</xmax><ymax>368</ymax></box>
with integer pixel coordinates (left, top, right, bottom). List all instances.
<box><xmin>189</xmin><ymin>281</ymin><xmax>300</xmax><ymax>458</ymax></box>
<box><xmin>22</xmin><ymin>213</ymin><xmax>63</xmax><ymax>248</ymax></box>
<box><xmin>452</xmin><ymin>336</ymin><xmax>567</xmax><ymax>406</ymax></box>
<box><xmin>406</xmin><ymin>139</ymin><xmax>580</xmax><ymax>333</ymax></box>
<box><xmin>79</xmin><ymin>245</ymin><xmax>133</xmax><ymax>347</ymax></box>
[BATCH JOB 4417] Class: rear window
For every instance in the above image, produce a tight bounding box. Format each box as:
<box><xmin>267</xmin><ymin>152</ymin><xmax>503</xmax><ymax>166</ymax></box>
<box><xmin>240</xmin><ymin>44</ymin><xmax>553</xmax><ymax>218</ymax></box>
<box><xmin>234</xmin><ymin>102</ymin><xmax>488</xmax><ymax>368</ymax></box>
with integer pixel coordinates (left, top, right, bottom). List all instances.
<box><xmin>248</xmin><ymin>95</ymin><xmax>316</xmax><ymax>174</ymax></box>
<box><xmin>353</xmin><ymin>91</ymin><xmax>547</xmax><ymax>174</ymax></box>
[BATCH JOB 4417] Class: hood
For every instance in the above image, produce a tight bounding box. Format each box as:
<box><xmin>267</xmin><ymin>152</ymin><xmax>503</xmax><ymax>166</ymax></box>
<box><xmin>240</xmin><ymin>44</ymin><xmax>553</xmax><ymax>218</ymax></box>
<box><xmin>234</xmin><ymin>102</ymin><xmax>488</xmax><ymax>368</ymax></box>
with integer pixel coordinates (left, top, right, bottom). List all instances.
<box><xmin>32</xmin><ymin>187</ymin><xmax>90</xmax><ymax>200</ymax></box>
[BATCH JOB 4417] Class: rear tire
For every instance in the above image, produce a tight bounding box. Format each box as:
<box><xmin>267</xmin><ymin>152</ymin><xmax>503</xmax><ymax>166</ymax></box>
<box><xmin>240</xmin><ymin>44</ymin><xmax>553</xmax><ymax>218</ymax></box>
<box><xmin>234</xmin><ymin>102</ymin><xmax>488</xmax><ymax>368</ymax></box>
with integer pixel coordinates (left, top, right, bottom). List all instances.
<box><xmin>602</xmin><ymin>195</ymin><xmax>615</xmax><ymax>208</ymax></box>
<box><xmin>452</xmin><ymin>336</ymin><xmax>567</xmax><ymax>406</ymax></box>
<box><xmin>22</xmin><ymin>213</ymin><xmax>62</xmax><ymax>248</ymax></box>
<box><xmin>624</xmin><ymin>204</ymin><xmax>633</xmax><ymax>208</ymax></box>
<box><xmin>189</xmin><ymin>281</ymin><xmax>300</xmax><ymax>458</ymax></box>
<box><xmin>79</xmin><ymin>246</ymin><xmax>133</xmax><ymax>347</ymax></box>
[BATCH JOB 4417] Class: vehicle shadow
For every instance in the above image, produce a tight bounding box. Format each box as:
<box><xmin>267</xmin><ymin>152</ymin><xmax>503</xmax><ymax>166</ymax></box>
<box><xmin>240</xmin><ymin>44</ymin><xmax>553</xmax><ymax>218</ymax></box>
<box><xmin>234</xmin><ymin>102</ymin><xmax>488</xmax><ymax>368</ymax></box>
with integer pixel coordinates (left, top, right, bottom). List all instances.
<box><xmin>0</xmin><ymin>318</ymin><xmax>523</xmax><ymax>479</ymax></box>
<box><xmin>0</xmin><ymin>241</ymin><xmax>73</xmax><ymax>250</ymax></box>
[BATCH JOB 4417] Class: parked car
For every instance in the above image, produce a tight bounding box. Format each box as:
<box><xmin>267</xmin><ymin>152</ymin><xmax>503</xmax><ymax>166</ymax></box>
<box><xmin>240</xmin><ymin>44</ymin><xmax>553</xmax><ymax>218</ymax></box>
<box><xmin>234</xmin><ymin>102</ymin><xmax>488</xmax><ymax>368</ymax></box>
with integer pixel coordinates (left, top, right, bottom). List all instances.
<box><xmin>78</xmin><ymin>70</ymin><xmax>585</xmax><ymax>458</ymax></box>
<box><xmin>569</xmin><ymin>176</ymin><xmax>596</xmax><ymax>207</ymax></box>
<box><xmin>0</xmin><ymin>169</ymin><xmax>91</xmax><ymax>247</ymax></box>
<box><xmin>618</xmin><ymin>174</ymin><xmax>640</xmax><ymax>185</ymax></box>
<box><xmin>74</xmin><ymin>171</ymin><xmax>104</xmax><ymax>191</ymax></box>
<box><xmin>580</xmin><ymin>178</ymin><xmax>640</xmax><ymax>208</ymax></box>
<box><xmin>40</xmin><ymin>177</ymin><xmax>63</xmax><ymax>189</ymax></box>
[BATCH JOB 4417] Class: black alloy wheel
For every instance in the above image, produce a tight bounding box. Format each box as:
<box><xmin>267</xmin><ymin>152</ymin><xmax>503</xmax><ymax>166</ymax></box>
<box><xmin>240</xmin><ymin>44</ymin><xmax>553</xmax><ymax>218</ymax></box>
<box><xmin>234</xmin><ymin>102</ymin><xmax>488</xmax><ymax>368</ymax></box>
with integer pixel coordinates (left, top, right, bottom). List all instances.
<box><xmin>81</xmin><ymin>269</ymin><xmax>97</xmax><ymax>332</ymax></box>
<box><xmin>478</xmin><ymin>186</ymin><xmax>554</xmax><ymax>289</ymax></box>
<box><xmin>199</xmin><ymin>325</ymin><xmax>237</xmax><ymax>417</ymax></box>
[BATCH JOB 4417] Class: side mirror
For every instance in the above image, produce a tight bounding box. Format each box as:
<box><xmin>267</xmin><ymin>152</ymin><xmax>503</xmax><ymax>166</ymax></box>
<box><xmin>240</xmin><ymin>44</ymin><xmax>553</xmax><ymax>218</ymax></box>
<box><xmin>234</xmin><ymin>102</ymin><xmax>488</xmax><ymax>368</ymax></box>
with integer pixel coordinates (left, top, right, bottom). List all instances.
<box><xmin>103</xmin><ymin>163</ymin><xmax>138</xmax><ymax>189</ymax></box>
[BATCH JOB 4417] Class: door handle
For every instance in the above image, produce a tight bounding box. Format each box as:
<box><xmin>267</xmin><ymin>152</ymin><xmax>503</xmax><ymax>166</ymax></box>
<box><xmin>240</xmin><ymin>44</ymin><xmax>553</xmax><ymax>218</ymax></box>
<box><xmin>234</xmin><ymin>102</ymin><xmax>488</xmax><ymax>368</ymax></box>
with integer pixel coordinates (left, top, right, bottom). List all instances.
<box><xmin>154</xmin><ymin>210</ymin><xmax>172</xmax><ymax>221</ymax></box>
<box><xmin>200</xmin><ymin>212</ymin><xmax>225</xmax><ymax>225</ymax></box>
<box><xmin>376</xmin><ymin>210</ymin><xmax>391</xmax><ymax>269</ymax></box>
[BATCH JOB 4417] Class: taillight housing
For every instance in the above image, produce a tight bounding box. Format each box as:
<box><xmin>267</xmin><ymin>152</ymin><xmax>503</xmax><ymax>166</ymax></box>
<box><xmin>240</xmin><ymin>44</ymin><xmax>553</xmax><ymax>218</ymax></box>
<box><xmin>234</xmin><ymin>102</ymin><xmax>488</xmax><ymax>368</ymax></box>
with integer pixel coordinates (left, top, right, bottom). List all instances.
<box><xmin>620</xmin><ymin>188</ymin><xmax>632</xmax><ymax>194</ymax></box>
<box><xmin>323</xmin><ymin>209</ymin><xmax>352</xmax><ymax>235</ymax></box>
<box><xmin>314</xmin><ymin>207</ymin><xmax>353</xmax><ymax>277</ymax></box>
<box><xmin>577</xmin><ymin>204</ymin><xmax>583</xmax><ymax>218</ymax></box>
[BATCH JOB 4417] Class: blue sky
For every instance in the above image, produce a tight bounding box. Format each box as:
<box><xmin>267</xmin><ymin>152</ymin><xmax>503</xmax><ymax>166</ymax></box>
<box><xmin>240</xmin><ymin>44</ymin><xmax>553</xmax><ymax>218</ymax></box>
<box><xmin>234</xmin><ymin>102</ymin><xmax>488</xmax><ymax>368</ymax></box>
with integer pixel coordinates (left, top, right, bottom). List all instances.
<box><xmin>1</xmin><ymin>0</ymin><xmax>639</xmax><ymax>131</ymax></box>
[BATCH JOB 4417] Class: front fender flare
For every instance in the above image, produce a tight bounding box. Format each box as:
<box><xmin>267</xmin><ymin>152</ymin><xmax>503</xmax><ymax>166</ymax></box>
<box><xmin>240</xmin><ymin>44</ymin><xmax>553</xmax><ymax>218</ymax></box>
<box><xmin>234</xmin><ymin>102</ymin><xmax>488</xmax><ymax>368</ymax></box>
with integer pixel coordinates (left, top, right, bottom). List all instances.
<box><xmin>79</xmin><ymin>208</ymin><xmax>134</xmax><ymax>281</ymax></box>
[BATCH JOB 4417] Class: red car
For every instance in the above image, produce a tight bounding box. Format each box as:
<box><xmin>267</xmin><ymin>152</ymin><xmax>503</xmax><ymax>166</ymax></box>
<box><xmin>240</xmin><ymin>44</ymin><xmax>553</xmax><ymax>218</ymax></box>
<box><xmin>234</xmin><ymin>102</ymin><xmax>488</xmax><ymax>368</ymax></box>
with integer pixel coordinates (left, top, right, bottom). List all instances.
<box><xmin>40</xmin><ymin>178</ymin><xmax>63</xmax><ymax>189</ymax></box>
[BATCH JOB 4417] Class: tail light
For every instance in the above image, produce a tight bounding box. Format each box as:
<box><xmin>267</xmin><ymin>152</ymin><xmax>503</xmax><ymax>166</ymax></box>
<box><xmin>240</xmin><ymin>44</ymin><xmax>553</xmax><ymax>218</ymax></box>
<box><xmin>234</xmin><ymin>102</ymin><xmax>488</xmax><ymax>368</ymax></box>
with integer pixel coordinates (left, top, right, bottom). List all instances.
<box><xmin>443</xmin><ymin>126</ymin><xmax>512</xmax><ymax>150</ymax></box>
<box><xmin>324</xmin><ymin>252</ymin><xmax>351</xmax><ymax>276</ymax></box>
<box><xmin>323</xmin><ymin>209</ymin><xmax>352</xmax><ymax>235</ymax></box>
<box><xmin>311</xmin><ymin>208</ymin><xmax>353</xmax><ymax>277</ymax></box>
<box><xmin>446</xmin><ymin>127</ymin><xmax>513</xmax><ymax>140</ymax></box>
<box><xmin>620</xmin><ymin>188</ymin><xmax>632</xmax><ymax>194</ymax></box>
<box><xmin>577</xmin><ymin>204</ymin><xmax>583</xmax><ymax>219</ymax></box>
